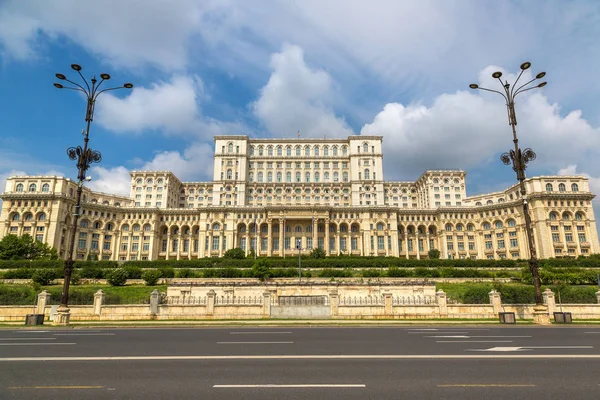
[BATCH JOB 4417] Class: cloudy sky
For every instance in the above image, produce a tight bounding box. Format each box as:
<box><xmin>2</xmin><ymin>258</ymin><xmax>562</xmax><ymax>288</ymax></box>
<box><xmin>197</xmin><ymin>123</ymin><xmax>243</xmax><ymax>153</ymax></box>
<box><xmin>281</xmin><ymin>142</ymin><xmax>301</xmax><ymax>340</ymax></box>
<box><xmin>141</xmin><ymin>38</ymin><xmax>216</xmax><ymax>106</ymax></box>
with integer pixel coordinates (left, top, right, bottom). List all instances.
<box><xmin>1</xmin><ymin>0</ymin><xmax>599</xmax><ymax>218</ymax></box>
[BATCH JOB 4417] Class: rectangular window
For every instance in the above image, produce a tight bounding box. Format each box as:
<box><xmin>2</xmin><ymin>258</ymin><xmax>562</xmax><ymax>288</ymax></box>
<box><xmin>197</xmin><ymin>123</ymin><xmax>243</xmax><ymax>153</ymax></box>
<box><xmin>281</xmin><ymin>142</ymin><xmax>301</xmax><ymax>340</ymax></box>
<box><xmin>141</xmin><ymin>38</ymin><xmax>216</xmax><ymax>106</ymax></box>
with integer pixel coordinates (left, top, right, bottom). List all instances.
<box><xmin>205</xmin><ymin>237</ymin><xmax>209</xmax><ymax>251</ymax></box>
<box><xmin>285</xmin><ymin>237</ymin><xmax>291</xmax><ymax>250</ymax></box>
<box><xmin>447</xmin><ymin>242</ymin><xmax>454</xmax><ymax>251</ymax></box>
<box><xmin>408</xmin><ymin>239</ymin><xmax>413</xmax><ymax>252</ymax></box>
<box><xmin>552</xmin><ymin>233</ymin><xmax>560</xmax><ymax>242</ymax></box>
<box><xmin>317</xmin><ymin>237</ymin><xmax>324</xmax><ymax>249</ymax></box>
<box><xmin>398</xmin><ymin>239</ymin><xmax>403</xmax><ymax>252</ymax></box>
<box><xmin>306</xmin><ymin>237</ymin><xmax>313</xmax><ymax>249</ymax></box>
<box><xmin>161</xmin><ymin>240</ymin><xmax>167</xmax><ymax>252</ymax></box>
<box><xmin>272</xmin><ymin>238</ymin><xmax>279</xmax><ymax>251</ymax></box>
<box><xmin>131</xmin><ymin>243</ymin><xmax>139</xmax><ymax>251</ymax></box>
<box><xmin>351</xmin><ymin>237</ymin><xmax>358</xmax><ymax>251</ymax></box>
<box><xmin>143</xmin><ymin>243</ymin><xmax>150</xmax><ymax>251</ymax></box>
<box><xmin>458</xmin><ymin>242</ymin><xmax>464</xmax><ymax>251</ymax></box>
<box><xmin>240</xmin><ymin>237</ymin><xmax>246</xmax><ymax>251</ymax></box>
<box><xmin>212</xmin><ymin>237</ymin><xmax>219</xmax><ymax>251</ymax></box>
<box><xmin>172</xmin><ymin>239</ymin><xmax>179</xmax><ymax>252</ymax></box>
<box><xmin>510</xmin><ymin>238</ymin><xmax>518</xmax><ymax>247</ymax></box>
<box><xmin>36</xmin><ymin>234</ymin><xmax>44</xmax><ymax>242</ymax></box>
<box><xmin>183</xmin><ymin>239</ymin><xmax>190</xmax><ymax>252</ymax></box>
<box><xmin>565</xmin><ymin>233</ymin><xmax>573</xmax><ymax>242</ymax></box>
<box><xmin>330</xmin><ymin>238</ymin><xmax>336</xmax><ymax>250</ymax></box>
<box><xmin>261</xmin><ymin>237</ymin><xmax>268</xmax><ymax>251</ymax></box>
<box><xmin>485</xmin><ymin>241</ymin><xmax>493</xmax><ymax>249</ymax></box>
<box><xmin>418</xmin><ymin>239</ymin><xmax>424</xmax><ymax>252</ymax></box>
<box><xmin>377</xmin><ymin>236</ymin><xmax>384</xmax><ymax>250</ymax></box>
<box><xmin>468</xmin><ymin>242</ymin><xmax>475</xmax><ymax>251</ymax></box>
<box><xmin>91</xmin><ymin>240</ymin><xmax>99</xmax><ymax>250</ymax></box>
<box><xmin>578</xmin><ymin>233</ymin><xmax>586</xmax><ymax>242</ymax></box>
<box><xmin>497</xmin><ymin>240</ymin><xmax>505</xmax><ymax>249</ymax></box>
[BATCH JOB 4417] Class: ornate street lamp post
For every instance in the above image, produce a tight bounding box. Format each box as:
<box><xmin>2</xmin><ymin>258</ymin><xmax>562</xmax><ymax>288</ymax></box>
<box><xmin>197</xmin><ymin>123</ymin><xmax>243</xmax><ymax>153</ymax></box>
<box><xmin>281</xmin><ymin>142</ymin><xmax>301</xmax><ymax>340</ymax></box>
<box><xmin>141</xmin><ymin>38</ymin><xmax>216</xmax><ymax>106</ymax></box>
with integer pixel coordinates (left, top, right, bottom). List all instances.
<box><xmin>53</xmin><ymin>64</ymin><xmax>133</xmax><ymax>325</ymax></box>
<box><xmin>469</xmin><ymin>61</ymin><xmax>550</xmax><ymax>324</ymax></box>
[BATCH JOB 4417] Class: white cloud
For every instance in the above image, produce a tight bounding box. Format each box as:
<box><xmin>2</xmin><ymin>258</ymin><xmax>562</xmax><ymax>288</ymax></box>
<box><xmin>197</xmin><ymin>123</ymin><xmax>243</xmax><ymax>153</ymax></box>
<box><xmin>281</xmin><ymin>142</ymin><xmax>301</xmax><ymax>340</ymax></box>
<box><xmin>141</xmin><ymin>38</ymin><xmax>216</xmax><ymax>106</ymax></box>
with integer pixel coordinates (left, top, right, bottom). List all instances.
<box><xmin>88</xmin><ymin>142</ymin><xmax>214</xmax><ymax>195</ymax></box>
<box><xmin>361</xmin><ymin>65</ymin><xmax>600</xmax><ymax>180</ymax></box>
<box><xmin>252</xmin><ymin>44</ymin><xmax>353</xmax><ymax>137</ymax></box>
<box><xmin>558</xmin><ymin>165</ymin><xmax>600</xmax><ymax>203</ymax></box>
<box><xmin>0</xmin><ymin>0</ymin><xmax>206</xmax><ymax>69</ymax></box>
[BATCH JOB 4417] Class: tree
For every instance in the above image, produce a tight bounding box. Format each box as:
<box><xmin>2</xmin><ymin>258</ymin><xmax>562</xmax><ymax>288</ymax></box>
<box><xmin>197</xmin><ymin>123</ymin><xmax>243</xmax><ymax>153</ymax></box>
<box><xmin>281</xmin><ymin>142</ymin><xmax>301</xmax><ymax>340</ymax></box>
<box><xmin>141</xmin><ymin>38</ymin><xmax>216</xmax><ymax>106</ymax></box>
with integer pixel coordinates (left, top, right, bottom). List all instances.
<box><xmin>309</xmin><ymin>247</ymin><xmax>326</xmax><ymax>259</ymax></box>
<box><xmin>0</xmin><ymin>234</ymin><xmax>58</xmax><ymax>261</ymax></box>
<box><xmin>223</xmin><ymin>248</ymin><xmax>245</xmax><ymax>259</ymax></box>
<box><xmin>428</xmin><ymin>249</ymin><xmax>441</xmax><ymax>259</ymax></box>
<box><xmin>252</xmin><ymin>259</ymin><xmax>271</xmax><ymax>281</ymax></box>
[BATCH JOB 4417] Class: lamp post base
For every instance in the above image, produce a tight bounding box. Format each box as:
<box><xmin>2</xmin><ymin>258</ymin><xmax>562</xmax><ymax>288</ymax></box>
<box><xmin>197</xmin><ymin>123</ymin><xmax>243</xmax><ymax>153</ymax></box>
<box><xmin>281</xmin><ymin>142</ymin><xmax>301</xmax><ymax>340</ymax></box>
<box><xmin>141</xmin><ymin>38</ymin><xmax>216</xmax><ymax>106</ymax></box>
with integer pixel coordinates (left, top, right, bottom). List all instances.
<box><xmin>532</xmin><ymin>304</ymin><xmax>551</xmax><ymax>325</ymax></box>
<box><xmin>52</xmin><ymin>305</ymin><xmax>71</xmax><ymax>326</ymax></box>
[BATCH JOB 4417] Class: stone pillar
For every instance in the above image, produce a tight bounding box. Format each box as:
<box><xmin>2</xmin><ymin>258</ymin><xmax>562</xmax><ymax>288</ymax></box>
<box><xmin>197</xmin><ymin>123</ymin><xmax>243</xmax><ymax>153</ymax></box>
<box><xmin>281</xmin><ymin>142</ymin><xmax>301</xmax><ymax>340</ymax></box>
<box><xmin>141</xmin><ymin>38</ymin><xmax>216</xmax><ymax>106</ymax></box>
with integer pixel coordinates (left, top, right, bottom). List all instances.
<box><xmin>207</xmin><ymin>289</ymin><xmax>216</xmax><ymax>316</ymax></box>
<box><xmin>325</xmin><ymin>220</ymin><xmax>330</xmax><ymax>255</ymax></box>
<box><xmin>262</xmin><ymin>291</ymin><xmax>271</xmax><ymax>318</ymax></box>
<box><xmin>36</xmin><ymin>290</ymin><xmax>51</xmax><ymax>315</ymax></box>
<box><xmin>279</xmin><ymin>220</ymin><xmax>284</xmax><ymax>256</ymax></box>
<box><xmin>267</xmin><ymin>220</ymin><xmax>272</xmax><ymax>256</ymax></box>
<box><xmin>436</xmin><ymin>289</ymin><xmax>448</xmax><ymax>317</ymax></box>
<box><xmin>542</xmin><ymin>288</ymin><xmax>556</xmax><ymax>314</ymax></box>
<box><xmin>93</xmin><ymin>289</ymin><xmax>105</xmax><ymax>316</ymax></box>
<box><xmin>384</xmin><ymin>292</ymin><xmax>393</xmax><ymax>316</ymax></box>
<box><xmin>166</xmin><ymin>234</ymin><xmax>171</xmax><ymax>260</ymax></box>
<box><xmin>329</xmin><ymin>290</ymin><xmax>339</xmax><ymax>317</ymax></box>
<box><xmin>149</xmin><ymin>289</ymin><xmax>160</xmax><ymax>316</ymax></box>
<box><xmin>596</xmin><ymin>290</ymin><xmax>600</xmax><ymax>304</ymax></box>
<box><xmin>415</xmin><ymin>233</ymin><xmax>420</xmax><ymax>259</ymax></box>
<box><xmin>489</xmin><ymin>290</ymin><xmax>502</xmax><ymax>314</ymax></box>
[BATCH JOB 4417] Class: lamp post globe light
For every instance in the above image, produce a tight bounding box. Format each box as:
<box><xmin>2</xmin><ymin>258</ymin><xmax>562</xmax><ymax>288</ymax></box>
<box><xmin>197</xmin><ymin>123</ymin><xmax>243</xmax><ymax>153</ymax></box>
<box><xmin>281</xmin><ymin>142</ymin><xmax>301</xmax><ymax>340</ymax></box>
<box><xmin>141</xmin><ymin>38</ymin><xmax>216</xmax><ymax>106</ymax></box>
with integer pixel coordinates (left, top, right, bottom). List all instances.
<box><xmin>53</xmin><ymin>64</ymin><xmax>133</xmax><ymax>325</ymax></box>
<box><xmin>469</xmin><ymin>61</ymin><xmax>550</xmax><ymax>324</ymax></box>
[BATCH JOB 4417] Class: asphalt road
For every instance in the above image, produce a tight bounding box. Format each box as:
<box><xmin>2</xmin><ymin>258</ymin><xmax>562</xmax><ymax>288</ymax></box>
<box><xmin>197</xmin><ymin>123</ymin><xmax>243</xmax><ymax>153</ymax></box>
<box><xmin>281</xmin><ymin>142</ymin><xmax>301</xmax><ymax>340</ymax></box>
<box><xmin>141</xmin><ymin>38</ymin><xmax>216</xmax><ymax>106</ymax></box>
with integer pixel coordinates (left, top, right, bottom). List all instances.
<box><xmin>0</xmin><ymin>326</ymin><xmax>599</xmax><ymax>399</ymax></box>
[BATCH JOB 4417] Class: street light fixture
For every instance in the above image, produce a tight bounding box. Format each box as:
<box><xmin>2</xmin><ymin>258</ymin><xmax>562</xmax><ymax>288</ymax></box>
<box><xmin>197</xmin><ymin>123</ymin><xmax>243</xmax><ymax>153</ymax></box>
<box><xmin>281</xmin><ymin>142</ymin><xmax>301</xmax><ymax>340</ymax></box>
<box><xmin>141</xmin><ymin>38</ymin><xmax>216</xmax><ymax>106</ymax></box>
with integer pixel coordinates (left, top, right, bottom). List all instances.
<box><xmin>53</xmin><ymin>64</ymin><xmax>133</xmax><ymax>325</ymax></box>
<box><xmin>469</xmin><ymin>61</ymin><xmax>550</xmax><ymax>324</ymax></box>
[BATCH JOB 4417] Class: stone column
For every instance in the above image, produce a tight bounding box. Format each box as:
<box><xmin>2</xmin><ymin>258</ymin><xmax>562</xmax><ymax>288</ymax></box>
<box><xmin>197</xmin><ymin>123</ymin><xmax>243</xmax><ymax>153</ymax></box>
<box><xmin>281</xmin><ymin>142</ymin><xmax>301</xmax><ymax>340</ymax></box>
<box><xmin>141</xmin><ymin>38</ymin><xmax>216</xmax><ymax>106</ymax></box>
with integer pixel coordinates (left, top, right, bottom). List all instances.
<box><xmin>415</xmin><ymin>232</ymin><xmax>419</xmax><ymax>259</ymax></box>
<box><xmin>262</xmin><ymin>291</ymin><xmax>271</xmax><ymax>318</ymax></box>
<box><xmin>542</xmin><ymin>288</ymin><xmax>556</xmax><ymax>314</ymax></box>
<box><xmin>207</xmin><ymin>289</ymin><xmax>216</xmax><ymax>316</ymax></box>
<box><xmin>489</xmin><ymin>290</ymin><xmax>502</xmax><ymax>314</ymax></box>
<box><xmin>148</xmin><ymin>230</ymin><xmax>155</xmax><ymax>261</ymax></box>
<box><xmin>36</xmin><ymin>290</ymin><xmax>51</xmax><ymax>315</ymax></box>
<box><xmin>150</xmin><ymin>289</ymin><xmax>160</xmax><ymax>316</ymax></box>
<box><xmin>267</xmin><ymin>220</ymin><xmax>272</xmax><ymax>256</ymax></box>
<box><xmin>245</xmin><ymin>231</ymin><xmax>250</xmax><ymax>257</ymax></box>
<box><xmin>93</xmin><ymin>289</ymin><xmax>105</xmax><ymax>316</ymax></box>
<box><xmin>279</xmin><ymin>220</ymin><xmax>284</xmax><ymax>256</ymax></box>
<box><xmin>384</xmin><ymin>292</ymin><xmax>393</xmax><ymax>316</ymax></box>
<box><xmin>325</xmin><ymin>220</ymin><xmax>330</xmax><ymax>255</ymax></box>
<box><xmin>329</xmin><ymin>290</ymin><xmax>339</xmax><ymax>317</ymax></box>
<box><xmin>165</xmin><ymin>234</ymin><xmax>171</xmax><ymax>260</ymax></box>
<box><xmin>436</xmin><ymin>289</ymin><xmax>448</xmax><ymax>317</ymax></box>
<box><xmin>596</xmin><ymin>290</ymin><xmax>600</xmax><ymax>304</ymax></box>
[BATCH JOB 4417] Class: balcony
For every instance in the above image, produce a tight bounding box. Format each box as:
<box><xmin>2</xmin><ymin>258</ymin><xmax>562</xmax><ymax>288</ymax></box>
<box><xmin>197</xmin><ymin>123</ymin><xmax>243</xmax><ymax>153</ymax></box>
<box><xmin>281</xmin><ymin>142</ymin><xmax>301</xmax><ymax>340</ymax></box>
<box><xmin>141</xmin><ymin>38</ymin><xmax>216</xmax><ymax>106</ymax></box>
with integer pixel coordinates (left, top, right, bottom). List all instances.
<box><xmin>580</xmin><ymin>242</ymin><xmax>591</xmax><ymax>248</ymax></box>
<box><xmin>566</xmin><ymin>241</ymin><xmax>577</xmax><ymax>248</ymax></box>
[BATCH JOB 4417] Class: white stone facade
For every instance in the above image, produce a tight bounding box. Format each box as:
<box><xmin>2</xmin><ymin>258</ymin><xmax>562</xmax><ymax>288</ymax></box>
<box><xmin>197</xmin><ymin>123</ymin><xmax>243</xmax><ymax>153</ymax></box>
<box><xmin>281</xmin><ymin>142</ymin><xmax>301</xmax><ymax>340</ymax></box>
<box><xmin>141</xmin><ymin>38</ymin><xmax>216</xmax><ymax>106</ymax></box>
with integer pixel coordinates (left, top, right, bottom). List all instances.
<box><xmin>1</xmin><ymin>135</ymin><xmax>598</xmax><ymax>260</ymax></box>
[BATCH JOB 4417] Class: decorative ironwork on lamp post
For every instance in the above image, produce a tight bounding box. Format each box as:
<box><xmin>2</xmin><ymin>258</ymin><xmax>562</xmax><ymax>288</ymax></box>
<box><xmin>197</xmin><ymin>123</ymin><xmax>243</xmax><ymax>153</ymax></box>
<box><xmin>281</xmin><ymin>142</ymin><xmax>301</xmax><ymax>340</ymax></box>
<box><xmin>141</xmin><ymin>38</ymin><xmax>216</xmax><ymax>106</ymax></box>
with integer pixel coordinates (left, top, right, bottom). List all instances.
<box><xmin>469</xmin><ymin>62</ymin><xmax>547</xmax><ymax>307</ymax></box>
<box><xmin>53</xmin><ymin>64</ymin><xmax>133</xmax><ymax>325</ymax></box>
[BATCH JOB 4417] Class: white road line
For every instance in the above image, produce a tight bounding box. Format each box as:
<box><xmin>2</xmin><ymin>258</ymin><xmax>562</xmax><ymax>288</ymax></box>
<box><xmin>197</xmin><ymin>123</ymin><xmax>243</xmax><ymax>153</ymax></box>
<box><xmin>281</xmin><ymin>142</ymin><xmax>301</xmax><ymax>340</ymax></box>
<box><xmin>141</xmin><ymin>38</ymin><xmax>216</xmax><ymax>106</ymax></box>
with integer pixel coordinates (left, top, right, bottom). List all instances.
<box><xmin>229</xmin><ymin>332</ymin><xmax>292</xmax><ymax>335</ymax></box>
<box><xmin>525</xmin><ymin>346</ymin><xmax>593</xmax><ymax>349</ymax></box>
<box><xmin>217</xmin><ymin>342</ymin><xmax>294</xmax><ymax>344</ymax></box>
<box><xmin>585</xmin><ymin>332</ymin><xmax>600</xmax><ymax>334</ymax></box>
<box><xmin>0</xmin><ymin>338</ymin><xmax>56</xmax><ymax>341</ymax></box>
<box><xmin>437</xmin><ymin>341</ymin><xmax>514</xmax><ymax>343</ymax></box>
<box><xmin>12</xmin><ymin>331</ymin><xmax>51</xmax><ymax>333</ymax></box>
<box><xmin>408</xmin><ymin>331</ymin><xmax>469</xmax><ymax>334</ymax></box>
<box><xmin>427</xmin><ymin>335</ymin><xmax>530</xmax><ymax>338</ymax></box>
<box><xmin>0</xmin><ymin>343</ymin><xmax>76</xmax><ymax>346</ymax></box>
<box><xmin>3</xmin><ymin>354</ymin><xmax>600</xmax><ymax>362</ymax></box>
<box><xmin>53</xmin><ymin>333</ymin><xmax>115</xmax><ymax>336</ymax></box>
<box><xmin>213</xmin><ymin>384</ymin><xmax>366</xmax><ymax>388</ymax></box>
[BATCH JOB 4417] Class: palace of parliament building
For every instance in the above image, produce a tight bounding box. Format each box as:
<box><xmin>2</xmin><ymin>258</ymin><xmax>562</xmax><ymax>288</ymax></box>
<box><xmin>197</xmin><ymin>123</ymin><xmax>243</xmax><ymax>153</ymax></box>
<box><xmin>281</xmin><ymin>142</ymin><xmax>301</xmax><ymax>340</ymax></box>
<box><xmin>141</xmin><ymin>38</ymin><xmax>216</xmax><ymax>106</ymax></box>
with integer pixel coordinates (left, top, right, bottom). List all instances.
<box><xmin>1</xmin><ymin>135</ymin><xmax>598</xmax><ymax>261</ymax></box>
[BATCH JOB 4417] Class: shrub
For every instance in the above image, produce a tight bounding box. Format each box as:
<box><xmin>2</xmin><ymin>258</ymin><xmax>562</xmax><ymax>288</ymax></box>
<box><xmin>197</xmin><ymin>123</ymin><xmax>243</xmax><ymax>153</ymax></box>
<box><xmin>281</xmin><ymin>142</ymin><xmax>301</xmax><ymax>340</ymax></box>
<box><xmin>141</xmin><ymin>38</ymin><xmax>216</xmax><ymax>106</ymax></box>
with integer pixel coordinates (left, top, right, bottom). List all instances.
<box><xmin>309</xmin><ymin>248</ymin><xmax>326</xmax><ymax>259</ymax></box>
<box><xmin>414</xmin><ymin>267</ymin><xmax>440</xmax><ymax>278</ymax></box>
<box><xmin>223</xmin><ymin>248</ymin><xmax>245</xmax><ymax>259</ymax></box>
<box><xmin>361</xmin><ymin>268</ymin><xmax>383</xmax><ymax>278</ymax></box>
<box><xmin>31</xmin><ymin>269</ymin><xmax>60</xmax><ymax>286</ymax></box>
<box><xmin>142</xmin><ymin>269</ymin><xmax>162</xmax><ymax>286</ymax></box>
<box><xmin>252</xmin><ymin>259</ymin><xmax>272</xmax><ymax>281</ymax></box>
<box><xmin>3</xmin><ymin>268</ymin><xmax>35</xmax><ymax>279</ymax></box>
<box><xmin>123</xmin><ymin>266</ymin><xmax>142</xmax><ymax>279</ymax></box>
<box><xmin>176</xmin><ymin>268</ymin><xmax>196</xmax><ymax>278</ymax></box>
<box><xmin>158</xmin><ymin>267</ymin><xmax>175</xmax><ymax>279</ymax></box>
<box><xmin>462</xmin><ymin>286</ymin><xmax>492</xmax><ymax>304</ymax></box>
<box><xmin>107</xmin><ymin>268</ymin><xmax>128</xmax><ymax>286</ymax></box>
<box><xmin>387</xmin><ymin>268</ymin><xmax>413</xmax><ymax>277</ymax></box>
<box><xmin>428</xmin><ymin>249</ymin><xmax>441</xmax><ymax>259</ymax></box>
<box><xmin>80</xmin><ymin>266</ymin><xmax>105</xmax><ymax>279</ymax></box>
<box><xmin>70</xmin><ymin>270</ymin><xmax>82</xmax><ymax>285</ymax></box>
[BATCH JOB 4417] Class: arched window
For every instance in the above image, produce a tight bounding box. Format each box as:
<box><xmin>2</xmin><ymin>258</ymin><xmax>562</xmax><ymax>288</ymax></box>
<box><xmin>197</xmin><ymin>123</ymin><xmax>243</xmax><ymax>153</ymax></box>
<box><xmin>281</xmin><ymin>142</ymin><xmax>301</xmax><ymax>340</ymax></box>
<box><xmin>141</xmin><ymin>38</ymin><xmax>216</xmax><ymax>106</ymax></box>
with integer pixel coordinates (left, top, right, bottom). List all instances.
<box><xmin>80</xmin><ymin>220</ymin><xmax>89</xmax><ymax>228</ymax></box>
<box><xmin>106</xmin><ymin>223</ymin><xmax>113</xmax><ymax>231</ymax></box>
<box><xmin>144</xmin><ymin>224</ymin><xmax>151</xmax><ymax>231</ymax></box>
<box><xmin>342</xmin><ymin>146</ymin><xmax>348</xmax><ymax>156</ymax></box>
<box><xmin>445</xmin><ymin>223</ymin><xmax>452</xmax><ymax>232</ymax></box>
<box><xmin>466</xmin><ymin>224</ymin><xmax>474</xmax><ymax>231</ymax></box>
<box><xmin>12</xmin><ymin>213</ymin><xmax>19</xmax><ymax>221</ymax></box>
<box><xmin>339</xmin><ymin>225</ymin><xmax>347</xmax><ymax>233</ymax></box>
<box><xmin>286</xmin><ymin>172</ymin><xmax>291</xmax><ymax>182</ymax></box>
<box><xmin>549</xmin><ymin>212</ymin><xmax>557</xmax><ymax>220</ymax></box>
<box><xmin>483</xmin><ymin>222</ymin><xmax>491</xmax><ymax>230</ymax></box>
<box><xmin>38</xmin><ymin>213</ymin><xmax>46</xmax><ymax>222</ymax></box>
<box><xmin>559</xmin><ymin>183</ymin><xmax>566</xmax><ymax>192</ymax></box>
<box><xmin>295</xmin><ymin>225</ymin><xmax>302</xmax><ymax>233</ymax></box>
<box><xmin>267</xmin><ymin>146</ymin><xmax>273</xmax><ymax>156</ymax></box>
<box><xmin>295</xmin><ymin>146</ymin><xmax>301</xmax><ymax>156</ymax></box>
<box><xmin>364</xmin><ymin>169</ymin><xmax>370</xmax><ymax>179</ymax></box>
<box><xmin>343</xmin><ymin>172</ymin><xmax>348</xmax><ymax>182</ymax></box>
<box><xmin>323</xmin><ymin>146</ymin><xmax>329</xmax><ymax>156</ymax></box>
<box><xmin>250</xmin><ymin>146</ymin><xmax>255</xmax><ymax>156</ymax></box>
<box><xmin>94</xmin><ymin>221</ymin><xmax>102</xmax><ymax>229</ymax></box>
<box><xmin>305</xmin><ymin>172</ymin><xmax>310</xmax><ymax>182</ymax></box>
<box><xmin>24</xmin><ymin>213</ymin><xmax>32</xmax><ymax>221</ymax></box>
<box><xmin>507</xmin><ymin>219</ymin><xmax>516</xmax><ymax>227</ymax></box>
<box><xmin>332</xmin><ymin>146</ymin><xmax>338</xmax><ymax>156</ymax></box>
<box><xmin>267</xmin><ymin>172</ymin><xmax>273</xmax><ymax>182</ymax></box>
<box><xmin>41</xmin><ymin>183</ymin><xmax>50</xmax><ymax>192</ymax></box>
<box><xmin>562</xmin><ymin>212</ymin><xmax>571</xmax><ymax>221</ymax></box>
<box><xmin>249</xmin><ymin>172</ymin><xmax>254</xmax><ymax>182</ymax></box>
<box><xmin>495</xmin><ymin>221</ymin><xmax>503</xmax><ymax>229</ymax></box>
<box><xmin>239</xmin><ymin>225</ymin><xmax>246</xmax><ymax>233</ymax></box>
<box><xmin>376</xmin><ymin>223</ymin><xmax>384</xmax><ymax>231</ymax></box>
<box><xmin>276</xmin><ymin>146</ymin><xmax>282</xmax><ymax>156</ymax></box>
<box><xmin>475</xmin><ymin>202</ymin><xmax>482</xmax><ymax>206</ymax></box>
<box><xmin>486</xmin><ymin>200</ymin><xmax>493</xmax><ymax>205</ymax></box>
<box><xmin>351</xmin><ymin>224</ymin><xmax>359</xmax><ymax>232</ymax></box>
<box><xmin>575</xmin><ymin>212</ymin><xmax>584</xmax><ymax>221</ymax></box>
<box><xmin>228</xmin><ymin>143</ymin><xmax>233</xmax><ymax>153</ymax></box>
<box><xmin>571</xmin><ymin>183</ymin><xmax>579</xmax><ymax>192</ymax></box>
<box><xmin>133</xmin><ymin>224</ymin><xmax>141</xmax><ymax>232</ymax></box>
<box><xmin>276</xmin><ymin>172</ymin><xmax>282</xmax><ymax>182</ymax></box>
<box><xmin>546</xmin><ymin>183</ymin><xmax>553</xmax><ymax>192</ymax></box>
<box><xmin>315</xmin><ymin>172</ymin><xmax>320</xmax><ymax>182</ymax></box>
<box><xmin>258</xmin><ymin>172</ymin><xmax>263</xmax><ymax>182</ymax></box>
<box><xmin>314</xmin><ymin>146</ymin><xmax>320</xmax><ymax>156</ymax></box>
<box><xmin>213</xmin><ymin>223</ymin><xmax>221</xmax><ymax>230</ymax></box>
<box><xmin>333</xmin><ymin>172</ymin><xmax>339</xmax><ymax>182</ymax></box>
<box><xmin>456</xmin><ymin>224</ymin><xmax>463</xmax><ymax>231</ymax></box>
<box><xmin>286</xmin><ymin>146</ymin><xmax>292</xmax><ymax>156</ymax></box>
<box><xmin>295</xmin><ymin>172</ymin><xmax>301</xmax><ymax>182</ymax></box>
<box><xmin>363</xmin><ymin>143</ymin><xmax>369</xmax><ymax>153</ymax></box>
<box><xmin>324</xmin><ymin>172</ymin><xmax>330</xmax><ymax>182</ymax></box>
<box><xmin>227</xmin><ymin>169</ymin><xmax>232</xmax><ymax>179</ymax></box>
<box><xmin>28</xmin><ymin>183</ymin><xmax>37</xmax><ymax>192</ymax></box>
<box><xmin>304</xmin><ymin>146</ymin><xmax>310</xmax><ymax>156</ymax></box>
<box><xmin>15</xmin><ymin>183</ymin><xmax>24</xmax><ymax>192</ymax></box>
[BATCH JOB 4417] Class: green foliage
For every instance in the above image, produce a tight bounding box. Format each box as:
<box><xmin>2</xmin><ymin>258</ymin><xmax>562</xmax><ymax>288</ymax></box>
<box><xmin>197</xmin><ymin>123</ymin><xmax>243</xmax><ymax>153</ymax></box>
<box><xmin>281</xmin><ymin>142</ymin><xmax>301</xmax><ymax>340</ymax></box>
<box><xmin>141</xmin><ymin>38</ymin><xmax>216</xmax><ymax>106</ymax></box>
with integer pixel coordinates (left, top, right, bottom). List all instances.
<box><xmin>0</xmin><ymin>234</ymin><xmax>58</xmax><ymax>261</ymax></box>
<box><xmin>309</xmin><ymin>247</ymin><xmax>326</xmax><ymax>259</ymax></box>
<box><xmin>386</xmin><ymin>267</ymin><xmax>413</xmax><ymax>277</ymax></box>
<box><xmin>247</xmin><ymin>249</ymin><xmax>256</xmax><ymax>259</ymax></box>
<box><xmin>80</xmin><ymin>266</ymin><xmax>106</xmax><ymax>279</ymax></box>
<box><xmin>223</xmin><ymin>248</ymin><xmax>246</xmax><ymax>259</ymax></box>
<box><xmin>70</xmin><ymin>270</ymin><xmax>82</xmax><ymax>285</ymax></box>
<box><xmin>122</xmin><ymin>266</ymin><xmax>142</xmax><ymax>279</ymax></box>
<box><xmin>175</xmin><ymin>268</ymin><xmax>197</xmax><ymax>278</ymax></box>
<box><xmin>361</xmin><ymin>268</ymin><xmax>383</xmax><ymax>278</ymax></box>
<box><xmin>31</xmin><ymin>269</ymin><xmax>60</xmax><ymax>286</ymax></box>
<box><xmin>252</xmin><ymin>259</ymin><xmax>271</xmax><ymax>281</ymax></box>
<box><xmin>142</xmin><ymin>269</ymin><xmax>162</xmax><ymax>286</ymax></box>
<box><xmin>107</xmin><ymin>268</ymin><xmax>128</xmax><ymax>286</ymax></box>
<box><xmin>428</xmin><ymin>249</ymin><xmax>441</xmax><ymax>259</ymax></box>
<box><xmin>318</xmin><ymin>268</ymin><xmax>353</xmax><ymax>278</ymax></box>
<box><xmin>158</xmin><ymin>267</ymin><xmax>175</xmax><ymax>279</ymax></box>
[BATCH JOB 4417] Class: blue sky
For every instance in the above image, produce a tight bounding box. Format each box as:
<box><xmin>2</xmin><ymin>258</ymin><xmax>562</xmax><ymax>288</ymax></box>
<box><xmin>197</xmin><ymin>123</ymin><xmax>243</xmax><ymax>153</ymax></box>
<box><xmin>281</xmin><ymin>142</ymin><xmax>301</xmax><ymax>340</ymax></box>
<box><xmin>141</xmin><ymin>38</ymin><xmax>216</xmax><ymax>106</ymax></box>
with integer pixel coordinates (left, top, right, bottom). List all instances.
<box><xmin>1</xmin><ymin>1</ymin><xmax>599</xmax><ymax>214</ymax></box>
